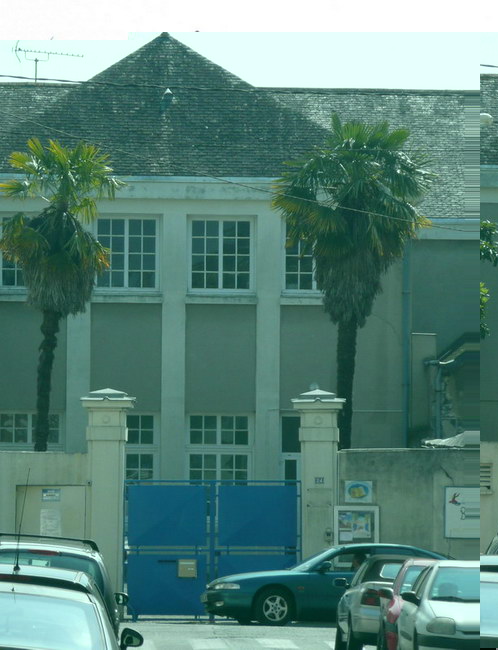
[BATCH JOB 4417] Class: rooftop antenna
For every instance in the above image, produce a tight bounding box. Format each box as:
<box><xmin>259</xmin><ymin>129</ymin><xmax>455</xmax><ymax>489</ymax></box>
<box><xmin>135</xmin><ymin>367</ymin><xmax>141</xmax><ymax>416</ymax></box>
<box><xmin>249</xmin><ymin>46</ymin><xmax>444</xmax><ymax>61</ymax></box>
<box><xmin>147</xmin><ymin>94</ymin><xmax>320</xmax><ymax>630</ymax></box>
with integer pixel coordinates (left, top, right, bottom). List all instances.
<box><xmin>13</xmin><ymin>41</ymin><xmax>84</xmax><ymax>82</ymax></box>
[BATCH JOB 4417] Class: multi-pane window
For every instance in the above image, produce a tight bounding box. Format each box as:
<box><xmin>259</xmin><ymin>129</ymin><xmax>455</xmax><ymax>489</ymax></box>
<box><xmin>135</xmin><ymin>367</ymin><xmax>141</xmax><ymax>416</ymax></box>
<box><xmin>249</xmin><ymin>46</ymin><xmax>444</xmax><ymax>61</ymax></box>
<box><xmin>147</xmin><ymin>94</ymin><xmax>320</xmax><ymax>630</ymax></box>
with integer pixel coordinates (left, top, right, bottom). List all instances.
<box><xmin>281</xmin><ymin>416</ymin><xmax>301</xmax><ymax>482</ymax></box>
<box><xmin>191</xmin><ymin>219</ymin><xmax>251</xmax><ymax>290</ymax></box>
<box><xmin>0</xmin><ymin>218</ymin><xmax>24</xmax><ymax>287</ymax></box>
<box><xmin>188</xmin><ymin>415</ymin><xmax>250</xmax><ymax>481</ymax></box>
<box><xmin>126</xmin><ymin>414</ymin><xmax>156</xmax><ymax>480</ymax></box>
<box><xmin>285</xmin><ymin>228</ymin><xmax>316</xmax><ymax>291</ymax></box>
<box><xmin>0</xmin><ymin>413</ymin><xmax>60</xmax><ymax>446</ymax></box>
<box><xmin>97</xmin><ymin>218</ymin><xmax>157</xmax><ymax>289</ymax></box>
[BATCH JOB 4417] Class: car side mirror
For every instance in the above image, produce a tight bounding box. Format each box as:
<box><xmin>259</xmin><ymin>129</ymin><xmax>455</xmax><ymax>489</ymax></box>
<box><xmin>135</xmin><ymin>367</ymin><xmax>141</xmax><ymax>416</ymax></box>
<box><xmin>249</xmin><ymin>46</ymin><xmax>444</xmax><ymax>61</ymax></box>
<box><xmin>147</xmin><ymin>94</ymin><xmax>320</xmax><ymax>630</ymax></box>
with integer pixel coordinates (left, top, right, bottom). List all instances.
<box><xmin>317</xmin><ymin>561</ymin><xmax>332</xmax><ymax>573</ymax></box>
<box><xmin>115</xmin><ymin>592</ymin><xmax>129</xmax><ymax>605</ymax></box>
<box><xmin>333</xmin><ymin>577</ymin><xmax>349</xmax><ymax>588</ymax></box>
<box><xmin>120</xmin><ymin>627</ymin><xmax>143</xmax><ymax>648</ymax></box>
<box><xmin>401</xmin><ymin>591</ymin><xmax>420</xmax><ymax>606</ymax></box>
<box><xmin>379</xmin><ymin>587</ymin><xmax>394</xmax><ymax>600</ymax></box>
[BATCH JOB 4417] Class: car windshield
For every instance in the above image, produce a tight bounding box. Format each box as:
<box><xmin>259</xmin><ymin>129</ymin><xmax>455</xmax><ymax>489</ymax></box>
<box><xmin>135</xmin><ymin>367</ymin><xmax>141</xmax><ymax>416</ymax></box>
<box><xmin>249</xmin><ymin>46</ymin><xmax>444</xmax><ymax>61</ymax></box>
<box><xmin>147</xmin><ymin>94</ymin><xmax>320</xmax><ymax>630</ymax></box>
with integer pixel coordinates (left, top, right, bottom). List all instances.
<box><xmin>288</xmin><ymin>547</ymin><xmax>340</xmax><ymax>571</ymax></box>
<box><xmin>481</xmin><ymin>581</ymin><xmax>498</xmax><ymax>634</ymax></box>
<box><xmin>0</xmin><ymin>550</ymin><xmax>104</xmax><ymax>592</ymax></box>
<box><xmin>429</xmin><ymin>567</ymin><xmax>479</xmax><ymax>602</ymax></box>
<box><xmin>0</xmin><ymin>591</ymin><xmax>107</xmax><ymax>649</ymax></box>
<box><xmin>397</xmin><ymin>565</ymin><xmax>426</xmax><ymax>593</ymax></box>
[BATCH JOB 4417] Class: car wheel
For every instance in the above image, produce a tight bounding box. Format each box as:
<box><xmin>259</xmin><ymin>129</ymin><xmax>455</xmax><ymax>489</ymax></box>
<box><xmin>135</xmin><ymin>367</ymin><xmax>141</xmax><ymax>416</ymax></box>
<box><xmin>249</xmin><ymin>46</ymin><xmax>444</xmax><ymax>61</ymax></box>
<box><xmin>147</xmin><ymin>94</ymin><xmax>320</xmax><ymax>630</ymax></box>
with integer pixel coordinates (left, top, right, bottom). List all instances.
<box><xmin>254</xmin><ymin>588</ymin><xmax>293</xmax><ymax>625</ymax></box>
<box><xmin>346</xmin><ymin>619</ymin><xmax>363</xmax><ymax>650</ymax></box>
<box><xmin>334</xmin><ymin>625</ymin><xmax>347</xmax><ymax>650</ymax></box>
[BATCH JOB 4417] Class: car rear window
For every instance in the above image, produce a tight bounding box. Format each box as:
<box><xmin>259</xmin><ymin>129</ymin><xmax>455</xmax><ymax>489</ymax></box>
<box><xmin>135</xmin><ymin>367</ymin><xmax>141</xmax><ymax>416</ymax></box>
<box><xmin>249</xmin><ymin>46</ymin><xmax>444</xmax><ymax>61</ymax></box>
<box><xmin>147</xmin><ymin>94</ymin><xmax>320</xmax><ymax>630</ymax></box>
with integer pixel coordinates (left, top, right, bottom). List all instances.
<box><xmin>0</xmin><ymin>591</ymin><xmax>106</xmax><ymax>649</ymax></box>
<box><xmin>0</xmin><ymin>550</ymin><xmax>103</xmax><ymax>592</ymax></box>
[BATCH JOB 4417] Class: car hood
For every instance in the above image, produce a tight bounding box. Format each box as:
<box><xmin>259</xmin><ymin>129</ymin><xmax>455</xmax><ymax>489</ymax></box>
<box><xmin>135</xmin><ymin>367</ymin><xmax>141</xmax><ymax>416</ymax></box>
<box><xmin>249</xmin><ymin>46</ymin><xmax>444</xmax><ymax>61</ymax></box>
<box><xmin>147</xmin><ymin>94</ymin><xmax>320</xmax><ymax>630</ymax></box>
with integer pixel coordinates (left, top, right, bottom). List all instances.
<box><xmin>209</xmin><ymin>569</ymin><xmax>293</xmax><ymax>586</ymax></box>
<box><xmin>426</xmin><ymin>600</ymin><xmax>479</xmax><ymax>629</ymax></box>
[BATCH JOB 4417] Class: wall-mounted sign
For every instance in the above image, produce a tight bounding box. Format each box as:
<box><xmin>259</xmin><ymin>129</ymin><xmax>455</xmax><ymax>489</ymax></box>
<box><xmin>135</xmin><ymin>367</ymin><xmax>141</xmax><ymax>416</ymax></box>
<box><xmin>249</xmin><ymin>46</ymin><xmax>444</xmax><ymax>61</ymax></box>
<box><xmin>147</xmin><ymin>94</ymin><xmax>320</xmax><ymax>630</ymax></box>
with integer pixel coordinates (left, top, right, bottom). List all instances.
<box><xmin>444</xmin><ymin>487</ymin><xmax>479</xmax><ymax>539</ymax></box>
<box><xmin>334</xmin><ymin>506</ymin><xmax>379</xmax><ymax>544</ymax></box>
<box><xmin>344</xmin><ymin>480</ymin><xmax>373</xmax><ymax>503</ymax></box>
<box><xmin>41</xmin><ymin>489</ymin><xmax>61</xmax><ymax>502</ymax></box>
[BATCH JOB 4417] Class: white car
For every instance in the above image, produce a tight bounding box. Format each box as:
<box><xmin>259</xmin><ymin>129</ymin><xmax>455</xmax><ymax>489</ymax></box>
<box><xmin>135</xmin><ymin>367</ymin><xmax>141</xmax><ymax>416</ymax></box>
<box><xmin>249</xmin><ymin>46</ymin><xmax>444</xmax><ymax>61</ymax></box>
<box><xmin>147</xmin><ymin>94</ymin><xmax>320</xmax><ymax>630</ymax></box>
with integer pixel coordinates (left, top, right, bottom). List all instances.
<box><xmin>396</xmin><ymin>560</ymin><xmax>479</xmax><ymax>650</ymax></box>
<box><xmin>334</xmin><ymin>554</ymin><xmax>408</xmax><ymax>650</ymax></box>
<box><xmin>481</xmin><ymin>571</ymin><xmax>498</xmax><ymax>647</ymax></box>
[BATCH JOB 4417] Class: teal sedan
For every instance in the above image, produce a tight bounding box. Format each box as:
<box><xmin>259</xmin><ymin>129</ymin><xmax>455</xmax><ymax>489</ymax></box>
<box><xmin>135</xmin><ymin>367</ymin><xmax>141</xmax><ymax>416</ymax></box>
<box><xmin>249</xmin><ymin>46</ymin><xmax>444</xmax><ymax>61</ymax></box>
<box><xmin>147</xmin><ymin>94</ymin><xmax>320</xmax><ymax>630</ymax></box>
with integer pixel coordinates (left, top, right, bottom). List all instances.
<box><xmin>201</xmin><ymin>543</ymin><xmax>447</xmax><ymax>625</ymax></box>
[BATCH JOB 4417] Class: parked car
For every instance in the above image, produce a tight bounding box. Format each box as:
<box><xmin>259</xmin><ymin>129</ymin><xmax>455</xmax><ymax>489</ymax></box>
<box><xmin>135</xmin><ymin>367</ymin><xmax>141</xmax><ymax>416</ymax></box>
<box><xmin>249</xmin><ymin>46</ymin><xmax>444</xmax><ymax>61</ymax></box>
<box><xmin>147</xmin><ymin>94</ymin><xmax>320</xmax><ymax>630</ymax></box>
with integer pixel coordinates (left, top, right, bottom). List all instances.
<box><xmin>201</xmin><ymin>543</ymin><xmax>447</xmax><ymax>625</ymax></box>
<box><xmin>334</xmin><ymin>554</ymin><xmax>408</xmax><ymax>650</ymax></box>
<box><xmin>0</xmin><ymin>566</ymin><xmax>143</xmax><ymax>649</ymax></box>
<box><xmin>376</xmin><ymin>557</ymin><xmax>438</xmax><ymax>650</ymax></box>
<box><xmin>480</xmin><ymin>571</ymin><xmax>498</xmax><ymax>647</ymax></box>
<box><xmin>396</xmin><ymin>560</ymin><xmax>479</xmax><ymax>650</ymax></box>
<box><xmin>0</xmin><ymin>533</ymin><xmax>127</xmax><ymax>636</ymax></box>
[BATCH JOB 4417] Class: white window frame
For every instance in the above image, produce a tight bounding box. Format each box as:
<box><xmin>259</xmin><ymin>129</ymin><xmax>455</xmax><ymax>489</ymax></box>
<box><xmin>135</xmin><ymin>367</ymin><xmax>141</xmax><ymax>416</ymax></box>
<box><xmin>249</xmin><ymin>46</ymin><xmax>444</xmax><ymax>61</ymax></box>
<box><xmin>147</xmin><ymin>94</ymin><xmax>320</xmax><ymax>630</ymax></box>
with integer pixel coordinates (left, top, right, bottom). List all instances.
<box><xmin>94</xmin><ymin>216</ymin><xmax>160</xmax><ymax>291</ymax></box>
<box><xmin>0</xmin><ymin>412</ymin><xmax>63</xmax><ymax>450</ymax></box>
<box><xmin>282</xmin><ymin>222</ymin><xmax>320</xmax><ymax>294</ymax></box>
<box><xmin>186</xmin><ymin>414</ymin><xmax>253</xmax><ymax>481</ymax></box>
<box><xmin>188</xmin><ymin>217</ymin><xmax>254</xmax><ymax>293</ymax></box>
<box><xmin>125</xmin><ymin>413</ymin><xmax>159</xmax><ymax>480</ymax></box>
<box><xmin>0</xmin><ymin>217</ymin><xmax>24</xmax><ymax>288</ymax></box>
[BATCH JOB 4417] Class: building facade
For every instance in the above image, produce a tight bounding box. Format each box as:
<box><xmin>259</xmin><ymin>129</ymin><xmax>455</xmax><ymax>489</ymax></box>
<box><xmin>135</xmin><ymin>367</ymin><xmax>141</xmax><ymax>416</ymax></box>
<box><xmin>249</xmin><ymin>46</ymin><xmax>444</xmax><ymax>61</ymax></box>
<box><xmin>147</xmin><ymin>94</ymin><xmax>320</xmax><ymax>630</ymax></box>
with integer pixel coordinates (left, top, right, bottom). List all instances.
<box><xmin>0</xmin><ymin>34</ymin><xmax>479</xmax><ymax>482</ymax></box>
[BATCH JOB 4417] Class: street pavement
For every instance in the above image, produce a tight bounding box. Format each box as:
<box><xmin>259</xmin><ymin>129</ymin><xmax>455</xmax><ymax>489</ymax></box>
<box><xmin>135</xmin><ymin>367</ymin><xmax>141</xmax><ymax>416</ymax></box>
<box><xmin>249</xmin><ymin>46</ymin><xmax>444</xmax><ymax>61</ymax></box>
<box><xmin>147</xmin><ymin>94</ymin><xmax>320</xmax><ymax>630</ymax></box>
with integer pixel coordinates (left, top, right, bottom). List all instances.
<box><xmin>122</xmin><ymin>620</ymin><xmax>376</xmax><ymax>650</ymax></box>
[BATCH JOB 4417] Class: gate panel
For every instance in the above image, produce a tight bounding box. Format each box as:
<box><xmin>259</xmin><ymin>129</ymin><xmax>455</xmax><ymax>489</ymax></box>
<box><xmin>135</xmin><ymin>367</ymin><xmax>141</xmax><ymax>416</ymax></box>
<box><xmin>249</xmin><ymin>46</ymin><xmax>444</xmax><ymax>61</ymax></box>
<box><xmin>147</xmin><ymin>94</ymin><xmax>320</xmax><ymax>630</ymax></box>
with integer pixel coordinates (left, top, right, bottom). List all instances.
<box><xmin>127</xmin><ymin>484</ymin><xmax>206</xmax><ymax>546</ymax></box>
<box><xmin>217</xmin><ymin>484</ymin><xmax>298</xmax><ymax>546</ymax></box>
<box><xmin>127</xmin><ymin>553</ymin><xmax>207</xmax><ymax>616</ymax></box>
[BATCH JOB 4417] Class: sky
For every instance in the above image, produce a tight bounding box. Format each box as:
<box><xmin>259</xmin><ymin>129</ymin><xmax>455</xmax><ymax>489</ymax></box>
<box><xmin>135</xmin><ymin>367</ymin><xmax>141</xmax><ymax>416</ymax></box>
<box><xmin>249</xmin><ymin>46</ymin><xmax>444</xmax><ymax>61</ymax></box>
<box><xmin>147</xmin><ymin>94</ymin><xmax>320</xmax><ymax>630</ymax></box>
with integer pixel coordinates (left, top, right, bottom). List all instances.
<box><xmin>0</xmin><ymin>31</ymin><xmax>484</xmax><ymax>91</ymax></box>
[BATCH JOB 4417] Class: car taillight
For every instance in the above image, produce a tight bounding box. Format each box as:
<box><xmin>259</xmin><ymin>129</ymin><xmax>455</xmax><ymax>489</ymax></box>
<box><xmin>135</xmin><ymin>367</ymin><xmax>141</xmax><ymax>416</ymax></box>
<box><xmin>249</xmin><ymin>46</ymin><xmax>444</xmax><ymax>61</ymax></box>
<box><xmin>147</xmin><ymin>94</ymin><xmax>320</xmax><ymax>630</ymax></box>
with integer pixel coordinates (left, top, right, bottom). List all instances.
<box><xmin>361</xmin><ymin>588</ymin><xmax>380</xmax><ymax>606</ymax></box>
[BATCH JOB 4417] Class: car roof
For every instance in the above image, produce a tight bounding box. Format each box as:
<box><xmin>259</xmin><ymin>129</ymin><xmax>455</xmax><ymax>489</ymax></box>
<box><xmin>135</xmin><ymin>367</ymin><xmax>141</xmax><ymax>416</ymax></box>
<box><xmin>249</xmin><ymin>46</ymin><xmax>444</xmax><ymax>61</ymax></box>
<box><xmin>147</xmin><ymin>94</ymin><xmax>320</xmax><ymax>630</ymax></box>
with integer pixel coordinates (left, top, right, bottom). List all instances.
<box><xmin>400</xmin><ymin>557</ymin><xmax>438</xmax><ymax>566</ymax></box>
<box><xmin>0</xmin><ymin>563</ymin><xmax>98</xmax><ymax>595</ymax></box>
<box><xmin>336</xmin><ymin>543</ymin><xmax>445</xmax><ymax>557</ymax></box>
<box><xmin>432</xmin><ymin>560</ymin><xmax>479</xmax><ymax>568</ymax></box>
<box><xmin>481</xmin><ymin>555</ymin><xmax>498</xmax><ymax>565</ymax></box>
<box><xmin>364</xmin><ymin>554</ymin><xmax>419</xmax><ymax>563</ymax></box>
<box><xmin>481</xmin><ymin>572</ymin><xmax>498</xmax><ymax>583</ymax></box>
<box><xmin>0</xmin><ymin>577</ymin><xmax>93</xmax><ymax>602</ymax></box>
<box><xmin>0</xmin><ymin>533</ymin><xmax>99</xmax><ymax>553</ymax></box>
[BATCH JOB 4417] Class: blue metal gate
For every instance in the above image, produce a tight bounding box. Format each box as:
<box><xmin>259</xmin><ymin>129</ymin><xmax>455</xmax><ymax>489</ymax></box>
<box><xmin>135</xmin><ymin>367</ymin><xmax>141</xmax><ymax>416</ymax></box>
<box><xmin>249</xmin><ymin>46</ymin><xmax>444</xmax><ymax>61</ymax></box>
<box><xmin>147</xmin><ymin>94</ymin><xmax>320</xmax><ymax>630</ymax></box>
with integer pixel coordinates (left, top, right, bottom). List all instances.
<box><xmin>125</xmin><ymin>480</ymin><xmax>300</xmax><ymax>618</ymax></box>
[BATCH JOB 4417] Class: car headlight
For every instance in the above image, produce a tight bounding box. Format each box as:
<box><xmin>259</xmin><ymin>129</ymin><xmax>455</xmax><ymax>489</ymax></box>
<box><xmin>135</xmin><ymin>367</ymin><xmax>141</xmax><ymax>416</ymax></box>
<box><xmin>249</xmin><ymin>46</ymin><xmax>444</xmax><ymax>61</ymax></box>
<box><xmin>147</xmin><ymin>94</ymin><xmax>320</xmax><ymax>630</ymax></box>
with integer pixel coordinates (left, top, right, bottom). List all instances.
<box><xmin>212</xmin><ymin>582</ymin><xmax>241</xmax><ymax>590</ymax></box>
<box><xmin>426</xmin><ymin>618</ymin><xmax>456</xmax><ymax>635</ymax></box>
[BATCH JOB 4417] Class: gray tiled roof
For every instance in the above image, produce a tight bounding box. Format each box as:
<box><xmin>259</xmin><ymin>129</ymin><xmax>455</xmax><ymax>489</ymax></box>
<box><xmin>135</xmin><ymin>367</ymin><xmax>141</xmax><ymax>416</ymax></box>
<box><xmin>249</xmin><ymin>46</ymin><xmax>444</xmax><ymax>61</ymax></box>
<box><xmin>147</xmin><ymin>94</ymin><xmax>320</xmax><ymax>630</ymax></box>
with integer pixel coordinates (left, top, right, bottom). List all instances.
<box><xmin>0</xmin><ymin>33</ymin><xmax>477</xmax><ymax>219</ymax></box>
<box><xmin>481</xmin><ymin>75</ymin><xmax>498</xmax><ymax>166</ymax></box>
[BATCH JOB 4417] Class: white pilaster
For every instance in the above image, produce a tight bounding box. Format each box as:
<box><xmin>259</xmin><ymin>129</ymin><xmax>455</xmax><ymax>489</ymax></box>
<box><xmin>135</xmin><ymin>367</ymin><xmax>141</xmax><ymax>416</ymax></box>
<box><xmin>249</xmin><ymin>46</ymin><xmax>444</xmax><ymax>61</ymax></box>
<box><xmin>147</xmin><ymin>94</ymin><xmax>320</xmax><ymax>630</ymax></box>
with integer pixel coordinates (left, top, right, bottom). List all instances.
<box><xmin>292</xmin><ymin>387</ymin><xmax>345</xmax><ymax>558</ymax></box>
<box><xmin>81</xmin><ymin>388</ymin><xmax>135</xmax><ymax>591</ymax></box>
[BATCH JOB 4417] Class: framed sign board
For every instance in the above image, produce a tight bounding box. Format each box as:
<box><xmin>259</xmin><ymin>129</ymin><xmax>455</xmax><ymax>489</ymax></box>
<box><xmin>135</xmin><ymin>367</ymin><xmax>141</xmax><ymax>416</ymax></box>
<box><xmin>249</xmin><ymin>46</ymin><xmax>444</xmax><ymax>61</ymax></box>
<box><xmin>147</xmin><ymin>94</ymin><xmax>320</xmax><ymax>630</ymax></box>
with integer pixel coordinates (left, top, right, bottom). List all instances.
<box><xmin>334</xmin><ymin>506</ymin><xmax>379</xmax><ymax>544</ymax></box>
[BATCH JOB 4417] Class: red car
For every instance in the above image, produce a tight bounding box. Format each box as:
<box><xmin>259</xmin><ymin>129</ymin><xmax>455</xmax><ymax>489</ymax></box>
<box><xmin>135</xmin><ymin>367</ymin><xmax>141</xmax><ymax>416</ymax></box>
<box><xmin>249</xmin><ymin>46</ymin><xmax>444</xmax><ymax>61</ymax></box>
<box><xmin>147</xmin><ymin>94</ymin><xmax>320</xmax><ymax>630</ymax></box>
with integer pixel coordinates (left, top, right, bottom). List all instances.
<box><xmin>376</xmin><ymin>557</ymin><xmax>437</xmax><ymax>650</ymax></box>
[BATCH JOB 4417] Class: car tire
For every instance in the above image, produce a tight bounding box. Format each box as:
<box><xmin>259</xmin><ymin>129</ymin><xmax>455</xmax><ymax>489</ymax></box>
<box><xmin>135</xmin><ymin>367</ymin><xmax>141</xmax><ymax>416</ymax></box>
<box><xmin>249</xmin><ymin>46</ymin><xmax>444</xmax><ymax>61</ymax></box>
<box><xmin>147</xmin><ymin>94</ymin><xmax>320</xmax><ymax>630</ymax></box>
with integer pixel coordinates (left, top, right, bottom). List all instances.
<box><xmin>346</xmin><ymin>620</ymin><xmax>363</xmax><ymax>650</ymax></box>
<box><xmin>334</xmin><ymin>625</ymin><xmax>347</xmax><ymax>650</ymax></box>
<box><xmin>254</xmin><ymin>588</ymin><xmax>293</xmax><ymax>626</ymax></box>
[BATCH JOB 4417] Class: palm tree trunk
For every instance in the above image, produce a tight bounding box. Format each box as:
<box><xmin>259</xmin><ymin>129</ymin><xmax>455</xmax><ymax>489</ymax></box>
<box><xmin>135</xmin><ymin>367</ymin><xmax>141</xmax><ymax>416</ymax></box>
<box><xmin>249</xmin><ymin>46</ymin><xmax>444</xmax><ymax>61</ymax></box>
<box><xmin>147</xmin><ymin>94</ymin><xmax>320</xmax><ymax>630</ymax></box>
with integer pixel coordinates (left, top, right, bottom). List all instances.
<box><xmin>34</xmin><ymin>310</ymin><xmax>61</xmax><ymax>451</ymax></box>
<box><xmin>336</xmin><ymin>316</ymin><xmax>358</xmax><ymax>449</ymax></box>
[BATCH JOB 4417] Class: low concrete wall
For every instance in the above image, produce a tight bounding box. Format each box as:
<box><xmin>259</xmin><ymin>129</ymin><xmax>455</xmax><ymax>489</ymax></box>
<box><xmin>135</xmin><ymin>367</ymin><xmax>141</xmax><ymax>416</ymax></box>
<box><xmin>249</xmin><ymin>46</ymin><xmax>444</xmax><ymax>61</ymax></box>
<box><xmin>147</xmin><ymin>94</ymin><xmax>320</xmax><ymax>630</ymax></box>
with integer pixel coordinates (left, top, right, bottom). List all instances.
<box><xmin>339</xmin><ymin>448</ymin><xmax>479</xmax><ymax>559</ymax></box>
<box><xmin>0</xmin><ymin>451</ymin><xmax>88</xmax><ymax>533</ymax></box>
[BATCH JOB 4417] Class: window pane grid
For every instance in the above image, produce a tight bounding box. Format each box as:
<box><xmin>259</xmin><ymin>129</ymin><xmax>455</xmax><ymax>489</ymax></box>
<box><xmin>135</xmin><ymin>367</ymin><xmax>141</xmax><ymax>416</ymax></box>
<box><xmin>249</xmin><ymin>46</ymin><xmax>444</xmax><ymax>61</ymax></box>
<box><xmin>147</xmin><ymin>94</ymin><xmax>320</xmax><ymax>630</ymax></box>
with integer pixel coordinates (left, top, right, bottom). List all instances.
<box><xmin>189</xmin><ymin>415</ymin><xmax>248</xmax><ymax>446</ymax></box>
<box><xmin>285</xmin><ymin>229</ymin><xmax>316</xmax><ymax>291</ymax></box>
<box><xmin>191</xmin><ymin>219</ymin><xmax>251</xmax><ymax>290</ymax></box>
<box><xmin>0</xmin><ymin>413</ymin><xmax>60</xmax><ymax>446</ymax></box>
<box><xmin>126</xmin><ymin>414</ymin><xmax>157</xmax><ymax>480</ymax></box>
<box><xmin>1</xmin><ymin>219</ymin><xmax>24</xmax><ymax>287</ymax></box>
<box><xmin>97</xmin><ymin>218</ymin><xmax>157</xmax><ymax>289</ymax></box>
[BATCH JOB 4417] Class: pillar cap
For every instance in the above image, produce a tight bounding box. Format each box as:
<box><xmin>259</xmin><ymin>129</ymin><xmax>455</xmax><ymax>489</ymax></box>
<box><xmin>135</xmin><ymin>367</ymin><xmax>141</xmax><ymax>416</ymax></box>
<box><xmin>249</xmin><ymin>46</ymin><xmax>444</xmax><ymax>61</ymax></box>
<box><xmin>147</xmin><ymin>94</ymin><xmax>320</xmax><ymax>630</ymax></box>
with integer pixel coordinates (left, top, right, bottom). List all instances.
<box><xmin>81</xmin><ymin>388</ymin><xmax>136</xmax><ymax>402</ymax></box>
<box><xmin>291</xmin><ymin>385</ymin><xmax>345</xmax><ymax>404</ymax></box>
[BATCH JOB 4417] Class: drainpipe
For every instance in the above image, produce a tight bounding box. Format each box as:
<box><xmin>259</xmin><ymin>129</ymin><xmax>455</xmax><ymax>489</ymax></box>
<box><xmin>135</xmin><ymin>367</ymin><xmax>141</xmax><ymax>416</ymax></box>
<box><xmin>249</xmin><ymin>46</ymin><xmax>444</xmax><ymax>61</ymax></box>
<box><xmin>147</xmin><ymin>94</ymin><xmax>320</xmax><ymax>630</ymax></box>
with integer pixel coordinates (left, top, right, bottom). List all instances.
<box><xmin>402</xmin><ymin>242</ymin><xmax>412</xmax><ymax>446</ymax></box>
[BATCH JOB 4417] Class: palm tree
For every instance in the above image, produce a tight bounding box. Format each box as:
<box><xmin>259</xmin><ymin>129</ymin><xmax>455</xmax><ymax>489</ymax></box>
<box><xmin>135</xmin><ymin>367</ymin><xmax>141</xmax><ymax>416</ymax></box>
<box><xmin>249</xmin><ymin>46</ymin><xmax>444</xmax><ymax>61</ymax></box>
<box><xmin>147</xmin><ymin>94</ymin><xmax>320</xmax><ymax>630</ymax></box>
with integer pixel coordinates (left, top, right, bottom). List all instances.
<box><xmin>0</xmin><ymin>138</ymin><xmax>124</xmax><ymax>451</ymax></box>
<box><xmin>273</xmin><ymin>114</ymin><xmax>435</xmax><ymax>449</ymax></box>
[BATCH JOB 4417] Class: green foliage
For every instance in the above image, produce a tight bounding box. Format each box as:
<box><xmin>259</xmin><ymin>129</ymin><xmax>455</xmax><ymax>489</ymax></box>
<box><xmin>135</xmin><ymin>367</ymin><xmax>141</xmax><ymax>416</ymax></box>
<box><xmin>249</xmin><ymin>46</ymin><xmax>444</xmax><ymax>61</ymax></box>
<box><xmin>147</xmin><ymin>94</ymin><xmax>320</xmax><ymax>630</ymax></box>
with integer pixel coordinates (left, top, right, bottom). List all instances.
<box><xmin>481</xmin><ymin>220</ymin><xmax>498</xmax><ymax>339</ymax></box>
<box><xmin>272</xmin><ymin>114</ymin><xmax>435</xmax><ymax>447</ymax></box>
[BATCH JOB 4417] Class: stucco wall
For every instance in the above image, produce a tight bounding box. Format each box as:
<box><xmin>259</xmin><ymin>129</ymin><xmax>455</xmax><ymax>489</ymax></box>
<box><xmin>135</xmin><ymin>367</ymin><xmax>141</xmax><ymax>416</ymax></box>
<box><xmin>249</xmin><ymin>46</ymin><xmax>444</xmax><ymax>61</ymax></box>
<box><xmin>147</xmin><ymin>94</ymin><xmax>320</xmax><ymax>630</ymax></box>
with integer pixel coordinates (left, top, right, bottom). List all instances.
<box><xmin>481</xmin><ymin>441</ymin><xmax>498</xmax><ymax>551</ymax></box>
<box><xmin>338</xmin><ymin>448</ymin><xmax>479</xmax><ymax>559</ymax></box>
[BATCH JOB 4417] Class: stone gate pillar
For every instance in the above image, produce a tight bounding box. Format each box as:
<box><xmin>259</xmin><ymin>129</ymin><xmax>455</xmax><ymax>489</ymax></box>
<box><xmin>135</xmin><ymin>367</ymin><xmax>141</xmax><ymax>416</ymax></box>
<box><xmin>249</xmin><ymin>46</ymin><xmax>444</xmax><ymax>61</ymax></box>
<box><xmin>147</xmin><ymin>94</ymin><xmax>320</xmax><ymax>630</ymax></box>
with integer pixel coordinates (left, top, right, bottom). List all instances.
<box><xmin>292</xmin><ymin>386</ymin><xmax>345</xmax><ymax>559</ymax></box>
<box><xmin>81</xmin><ymin>388</ymin><xmax>135</xmax><ymax>591</ymax></box>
